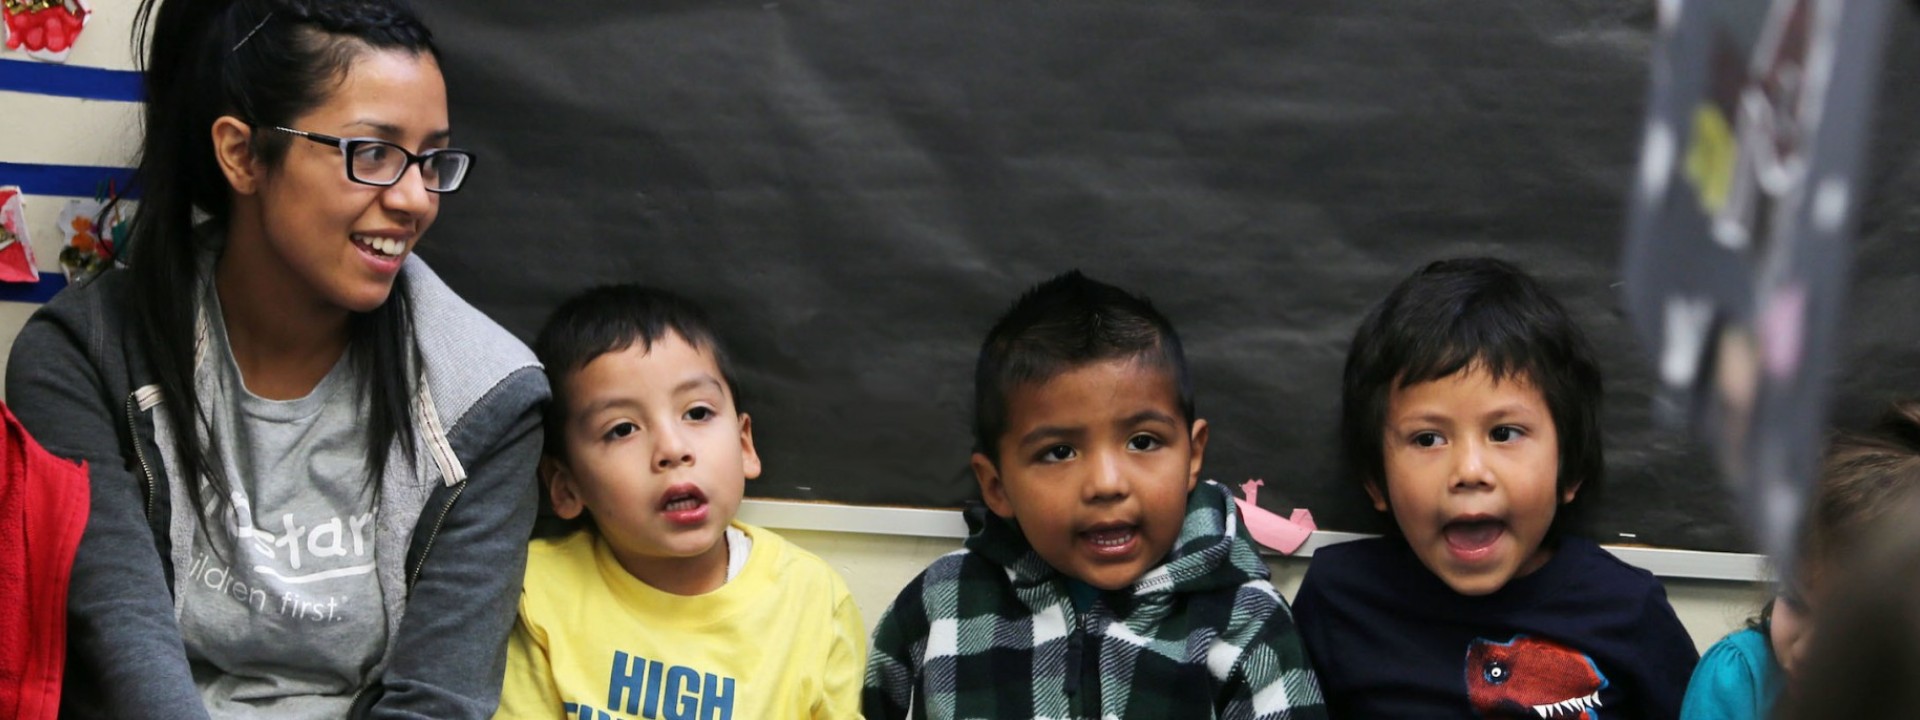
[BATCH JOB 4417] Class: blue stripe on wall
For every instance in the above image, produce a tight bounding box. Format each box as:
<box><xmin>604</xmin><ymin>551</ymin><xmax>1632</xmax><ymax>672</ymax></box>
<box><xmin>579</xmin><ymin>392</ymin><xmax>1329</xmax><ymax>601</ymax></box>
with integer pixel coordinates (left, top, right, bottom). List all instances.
<box><xmin>0</xmin><ymin>162</ymin><xmax>138</xmax><ymax>200</ymax></box>
<box><xmin>0</xmin><ymin>273</ymin><xmax>68</xmax><ymax>304</ymax></box>
<box><xmin>0</xmin><ymin>58</ymin><xmax>142</xmax><ymax>102</ymax></box>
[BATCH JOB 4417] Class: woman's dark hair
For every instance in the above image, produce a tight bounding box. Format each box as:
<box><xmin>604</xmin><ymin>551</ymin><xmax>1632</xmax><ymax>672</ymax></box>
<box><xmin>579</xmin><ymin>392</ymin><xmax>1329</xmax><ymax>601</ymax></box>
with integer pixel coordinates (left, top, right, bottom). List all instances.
<box><xmin>120</xmin><ymin>0</ymin><xmax>438</xmax><ymax>531</ymax></box>
<box><xmin>1340</xmin><ymin>258</ymin><xmax>1605</xmax><ymax>539</ymax></box>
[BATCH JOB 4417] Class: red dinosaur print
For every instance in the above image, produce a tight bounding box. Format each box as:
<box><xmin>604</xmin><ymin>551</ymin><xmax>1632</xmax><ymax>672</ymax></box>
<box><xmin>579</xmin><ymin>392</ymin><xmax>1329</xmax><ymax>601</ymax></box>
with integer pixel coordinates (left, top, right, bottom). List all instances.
<box><xmin>1465</xmin><ymin>634</ymin><xmax>1608</xmax><ymax>719</ymax></box>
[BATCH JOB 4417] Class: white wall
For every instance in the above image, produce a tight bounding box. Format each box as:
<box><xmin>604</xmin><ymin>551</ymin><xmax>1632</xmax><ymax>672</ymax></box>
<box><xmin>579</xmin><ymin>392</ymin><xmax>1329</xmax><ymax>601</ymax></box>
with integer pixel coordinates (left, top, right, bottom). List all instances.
<box><xmin>0</xmin><ymin>0</ymin><xmax>1763</xmax><ymax>655</ymax></box>
<box><xmin>0</xmin><ymin>0</ymin><xmax>143</xmax><ymax>385</ymax></box>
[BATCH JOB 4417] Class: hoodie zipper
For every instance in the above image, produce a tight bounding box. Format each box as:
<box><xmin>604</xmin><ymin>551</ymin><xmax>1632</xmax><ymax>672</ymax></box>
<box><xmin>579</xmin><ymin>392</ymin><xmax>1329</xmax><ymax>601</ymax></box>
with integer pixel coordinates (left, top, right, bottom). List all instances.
<box><xmin>1065</xmin><ymin>598</ymin><xmax>1101</xmax><ymax>714</ymax></box>
<box><xmin>359</xmin><ymin>464</ymin><xmax>468</xmax><ymax>714</ymax></box>
<box><xmin>347</xmin><ymin>682</ymin><xmax>374</xmax><ymax>718</ymax></box>
<box><xmin>1065</xmin><ymin>626</ymin><xmax>1085</xmax><ymax>698</ymax></box>
<box><xmin>125</xmin><ymin>391</ymin><xmax>157</xmax><ymax>520</ymax></box>
<box><xmin>407</xmin><ymin>478</ymin><xmax>468</xmax><ymax>592</ymax></box>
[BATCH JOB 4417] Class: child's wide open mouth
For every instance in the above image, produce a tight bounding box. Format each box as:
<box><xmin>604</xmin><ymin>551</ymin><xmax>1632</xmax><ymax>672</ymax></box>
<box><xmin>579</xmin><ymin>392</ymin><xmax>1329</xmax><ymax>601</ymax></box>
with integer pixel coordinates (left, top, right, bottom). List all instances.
<box><xmin>1079</xmin><ymin>521</ymin><xmax>1139</xmax><ymax>557</ymax></box>
<box><xmin>1443</xmin><ymin>516</ymin><xmax>1506</xmax><ymax>562</ymax></box>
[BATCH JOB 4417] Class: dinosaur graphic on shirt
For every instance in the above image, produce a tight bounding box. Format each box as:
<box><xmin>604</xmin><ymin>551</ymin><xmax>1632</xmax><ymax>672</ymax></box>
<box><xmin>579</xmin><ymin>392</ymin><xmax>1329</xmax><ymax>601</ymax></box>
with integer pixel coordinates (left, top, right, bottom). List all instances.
<box><xmin>1465</xmin><ymin>634</ymin><xmax>1609</xmax><ymax>719</ymax></box>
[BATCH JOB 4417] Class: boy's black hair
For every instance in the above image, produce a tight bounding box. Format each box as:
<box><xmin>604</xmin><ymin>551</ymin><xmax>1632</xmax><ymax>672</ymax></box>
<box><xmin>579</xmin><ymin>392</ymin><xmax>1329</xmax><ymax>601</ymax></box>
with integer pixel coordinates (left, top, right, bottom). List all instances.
<box><xmin>1340</xmin><ymin>258</ymin><xmax>1604</xmax><ymax>536</ymax></box>
<box><xmin>530</xmin><ymin>285</ymin><xmax>741</xmax><ymax>537</ymax></box>
<box><xmin>533</xmin><ymin>285</ymin><xmax>742</xmax><ymax>458</ymax></box>
<box><xmin>973</xmin><ymin>270</ymin><xmax>1193</xmax><ymax>465</ymax></box>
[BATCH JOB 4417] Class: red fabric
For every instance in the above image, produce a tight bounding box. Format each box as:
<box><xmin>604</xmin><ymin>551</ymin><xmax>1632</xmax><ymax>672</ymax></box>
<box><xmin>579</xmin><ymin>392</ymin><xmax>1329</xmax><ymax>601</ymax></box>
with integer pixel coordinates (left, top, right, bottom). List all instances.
<box><xmin>0</xmin><ymin>240</ymin><xmax>37</xmax><ymax>284</ymax></box>
<box><xmin>0</xmin><ymin>401</ymin><xmax>89</xmax><ymax>720</ymax></box>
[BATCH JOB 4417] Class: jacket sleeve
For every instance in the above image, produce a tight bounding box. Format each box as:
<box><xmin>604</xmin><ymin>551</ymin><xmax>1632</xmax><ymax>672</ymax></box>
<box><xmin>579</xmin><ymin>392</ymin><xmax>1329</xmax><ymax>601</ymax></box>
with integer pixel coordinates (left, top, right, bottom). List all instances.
<box><xmin>370</xmin><ymin>371</ymin><xmax>545</xmax><ymax>719</ymax></box>
<box><xmin>5</xmin><ymin>308</ymin><xmax>212</xmax><ymax>719</ymax></box>
<box><xmin>1217</xmin><ymin>590</ymin><xmax>1330</xmax><ymax>720</ymax></box>
<box><xmin>861</xmin><ymin>576</ymin><xmax>928</xmax><ymax>720</ymax></box>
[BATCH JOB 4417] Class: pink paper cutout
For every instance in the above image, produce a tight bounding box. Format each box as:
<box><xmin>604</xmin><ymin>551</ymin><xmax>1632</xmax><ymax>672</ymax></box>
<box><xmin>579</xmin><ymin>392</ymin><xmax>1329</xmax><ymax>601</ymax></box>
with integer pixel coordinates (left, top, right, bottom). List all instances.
<box><xmin>1231</xmin><ymin>479</ymin><xmax>1317</xmax><ymax>555</ymax></box>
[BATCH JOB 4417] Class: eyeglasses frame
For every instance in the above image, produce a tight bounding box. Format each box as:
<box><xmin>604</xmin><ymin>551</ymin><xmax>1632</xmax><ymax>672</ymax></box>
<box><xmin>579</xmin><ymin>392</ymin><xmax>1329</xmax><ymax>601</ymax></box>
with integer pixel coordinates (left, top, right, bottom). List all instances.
<box><xmin>265</xmin><ymin>125</ymin><xmax>475</xmax><ymax>193</ymax></box>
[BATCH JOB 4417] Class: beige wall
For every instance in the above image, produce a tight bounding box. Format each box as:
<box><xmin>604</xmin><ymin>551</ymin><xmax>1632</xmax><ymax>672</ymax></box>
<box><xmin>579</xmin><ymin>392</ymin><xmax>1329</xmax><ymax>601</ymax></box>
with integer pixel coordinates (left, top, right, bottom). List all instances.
<box><xmin>2</xmin><ymin>0</ymin><xmax>1763</xmax><ymax>656</ymax></box>
<box><xmin>0</xmin><ymin>0</ymin><xmax>144</xmax><ymax>385</ymax></box>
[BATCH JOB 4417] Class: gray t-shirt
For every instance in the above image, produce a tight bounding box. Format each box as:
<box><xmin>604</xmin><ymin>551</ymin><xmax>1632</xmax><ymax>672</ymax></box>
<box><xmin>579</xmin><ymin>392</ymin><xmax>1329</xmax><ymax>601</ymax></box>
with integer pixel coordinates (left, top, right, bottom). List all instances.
<box><xmin>172</xmin><ymin>289</ymin><xmax>388</xmax><ymax>719</ymax></box>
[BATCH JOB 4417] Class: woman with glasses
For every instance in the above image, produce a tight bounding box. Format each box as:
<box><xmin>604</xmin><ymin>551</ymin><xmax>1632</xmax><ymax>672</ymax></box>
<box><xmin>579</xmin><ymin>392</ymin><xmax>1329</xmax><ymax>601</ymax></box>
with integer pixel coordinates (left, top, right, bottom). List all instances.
<box><xmin>5</xmin><ymin>1</ymin><xmax>545</xmax><ymax>717</ymax></box>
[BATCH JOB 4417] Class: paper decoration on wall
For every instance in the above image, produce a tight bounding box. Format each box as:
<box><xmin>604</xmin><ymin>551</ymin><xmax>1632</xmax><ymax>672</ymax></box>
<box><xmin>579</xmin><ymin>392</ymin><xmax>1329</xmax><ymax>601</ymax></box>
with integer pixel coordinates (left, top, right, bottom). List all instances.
<box><xmin>2</xmin><ymin>0</ymin><xmax>89</xmax><ymax>63</ymax></box>
<box><xmin>1231</xmin><ymin>479</ymin><xmax>1316</xmax><ymax>555</ymax></box>
<box><xmin>0</xmin><ymin>186</ymin><xmax>39</xmax><ymax>283</ymax></box>
<box><xmin>1620</xmin><ymin>0</ymin><xmax>1892</xmax><ymax>568</ymax></box>
<box><xmin>56</xmin><ymin>193</ymin><xmax>123</xmax><ymax>280</ymax></box>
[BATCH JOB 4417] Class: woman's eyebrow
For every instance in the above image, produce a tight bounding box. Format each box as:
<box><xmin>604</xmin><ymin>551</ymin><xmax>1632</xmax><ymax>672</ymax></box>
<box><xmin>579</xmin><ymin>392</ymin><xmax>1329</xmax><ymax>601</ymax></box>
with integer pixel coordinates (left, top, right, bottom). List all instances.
<box><xmin>344</xmin><ymin>119</ymin><xmax>452</xmax><ymax>143</ymax></box>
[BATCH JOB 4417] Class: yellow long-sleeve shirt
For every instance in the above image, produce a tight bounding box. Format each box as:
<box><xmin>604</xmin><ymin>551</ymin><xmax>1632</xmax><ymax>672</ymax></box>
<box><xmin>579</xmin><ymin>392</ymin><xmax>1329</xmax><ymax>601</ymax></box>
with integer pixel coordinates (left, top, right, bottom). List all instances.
<box><xmin>496</xmin><ymin>523</ymin><xmax>864</xmax><ymax>720</ymax></box>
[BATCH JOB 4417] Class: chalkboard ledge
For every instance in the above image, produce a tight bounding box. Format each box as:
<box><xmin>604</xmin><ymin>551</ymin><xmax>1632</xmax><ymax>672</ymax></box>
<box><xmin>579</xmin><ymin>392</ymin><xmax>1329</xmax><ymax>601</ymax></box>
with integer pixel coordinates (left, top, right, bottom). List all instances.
<box><xmin>738</xmin><ymin>499</ymin><xmax>1769</xmax><ymax>583</ymax></box>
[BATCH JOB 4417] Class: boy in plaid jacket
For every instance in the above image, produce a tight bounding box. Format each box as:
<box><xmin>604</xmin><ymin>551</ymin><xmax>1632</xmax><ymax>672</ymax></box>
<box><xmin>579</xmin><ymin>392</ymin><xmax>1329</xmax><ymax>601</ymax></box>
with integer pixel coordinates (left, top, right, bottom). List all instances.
<box><xmin>863</xmin><ymin>271</ymin><xmax>1327</xmax><ymax>719</ymax></box>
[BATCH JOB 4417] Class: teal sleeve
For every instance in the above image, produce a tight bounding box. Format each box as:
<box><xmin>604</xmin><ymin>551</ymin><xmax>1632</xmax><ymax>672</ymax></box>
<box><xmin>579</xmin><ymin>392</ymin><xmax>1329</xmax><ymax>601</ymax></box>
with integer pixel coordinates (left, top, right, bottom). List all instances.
<box><xmin>1680</xmin><ymin>629</ymin><xmax>1777</xmax><ymax>720</ymax></box>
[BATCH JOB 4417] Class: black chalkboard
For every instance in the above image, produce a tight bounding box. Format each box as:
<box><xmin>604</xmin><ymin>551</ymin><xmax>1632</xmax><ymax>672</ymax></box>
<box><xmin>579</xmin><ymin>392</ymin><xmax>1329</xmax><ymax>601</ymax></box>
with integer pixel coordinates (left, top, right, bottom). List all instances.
<box><xmin>414</xmin><ymin>1</ymin><xmax>1920</xmax><ymax>554</ymax></box>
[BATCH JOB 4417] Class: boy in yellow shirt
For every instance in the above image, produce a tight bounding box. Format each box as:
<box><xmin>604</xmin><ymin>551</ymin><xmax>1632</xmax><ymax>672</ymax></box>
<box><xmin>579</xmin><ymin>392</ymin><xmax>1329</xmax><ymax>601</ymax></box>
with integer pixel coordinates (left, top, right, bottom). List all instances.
<box><xmin>496</xmin><ymin>285</ymin><xmax>864</xmax><ymax>720</ymax></box>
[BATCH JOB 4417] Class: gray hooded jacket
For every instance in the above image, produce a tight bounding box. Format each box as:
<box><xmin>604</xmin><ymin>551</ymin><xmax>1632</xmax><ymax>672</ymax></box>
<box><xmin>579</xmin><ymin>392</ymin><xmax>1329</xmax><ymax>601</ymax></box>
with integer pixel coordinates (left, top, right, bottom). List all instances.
<box><xmin>5</xmin><ymin>256</ymin><xmax>547</xmax><ymax>719</ymax></box>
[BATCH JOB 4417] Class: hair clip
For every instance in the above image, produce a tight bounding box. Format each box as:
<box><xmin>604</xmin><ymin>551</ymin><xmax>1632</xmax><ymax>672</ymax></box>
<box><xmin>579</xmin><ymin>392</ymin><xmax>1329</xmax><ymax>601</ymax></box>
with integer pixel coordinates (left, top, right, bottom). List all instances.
<box><xmin>231</xmin><ymin>10</ymin><xmax>273</xmax><ymax>53</ymax></box>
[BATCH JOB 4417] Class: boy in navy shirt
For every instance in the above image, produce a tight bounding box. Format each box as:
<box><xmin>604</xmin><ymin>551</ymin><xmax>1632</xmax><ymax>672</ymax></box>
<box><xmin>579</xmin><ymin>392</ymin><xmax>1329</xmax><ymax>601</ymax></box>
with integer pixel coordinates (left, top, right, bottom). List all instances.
<box><xmin>1293</xmin><ymin>258</ymin><xmax>1698</xmax><ymax>719</ymax></box>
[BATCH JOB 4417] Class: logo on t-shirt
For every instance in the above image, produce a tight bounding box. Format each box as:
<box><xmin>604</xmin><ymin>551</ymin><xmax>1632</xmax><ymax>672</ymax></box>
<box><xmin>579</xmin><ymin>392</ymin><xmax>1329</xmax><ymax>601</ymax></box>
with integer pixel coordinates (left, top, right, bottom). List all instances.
<box><xmin>563</xmin><ymin>650</ymin><xmax>737</xmax><ymax>720</ymax></box>
<box><xmin>181</xmin><ymin>489</ymin><xmax>379</xmax><ymax>623</ymax></box>
<box><xmin>1465</xmin><ymin>634</ymin><xmax>1609</xmax><ymax>719</ymax></box>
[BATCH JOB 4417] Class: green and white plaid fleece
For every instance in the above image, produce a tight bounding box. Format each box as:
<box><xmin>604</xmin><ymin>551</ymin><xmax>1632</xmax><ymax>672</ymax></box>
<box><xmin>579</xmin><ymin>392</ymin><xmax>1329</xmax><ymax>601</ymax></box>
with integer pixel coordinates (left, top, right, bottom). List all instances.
<box><xmin>864</xmin><ymin>480</ymin><xmax>1327</xmax><ymax>720</ymax></box>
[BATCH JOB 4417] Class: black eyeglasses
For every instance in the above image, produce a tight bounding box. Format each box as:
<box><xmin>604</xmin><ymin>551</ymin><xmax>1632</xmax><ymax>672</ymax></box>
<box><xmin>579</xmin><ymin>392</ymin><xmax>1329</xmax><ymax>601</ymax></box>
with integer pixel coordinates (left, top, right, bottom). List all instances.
<box><xmin>267</xmin><ymin>126</ymin><xmax>475</xmax><ymax>193</ymax></box>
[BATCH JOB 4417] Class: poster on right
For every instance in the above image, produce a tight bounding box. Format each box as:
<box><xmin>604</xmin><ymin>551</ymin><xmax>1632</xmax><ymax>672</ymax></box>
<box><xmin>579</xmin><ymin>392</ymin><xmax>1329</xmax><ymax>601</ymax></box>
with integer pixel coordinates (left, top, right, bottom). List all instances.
<box><xmin>1621</xmin><ymin>0</ymin><xmax>1894</xmax><ymax>568</ymax></box>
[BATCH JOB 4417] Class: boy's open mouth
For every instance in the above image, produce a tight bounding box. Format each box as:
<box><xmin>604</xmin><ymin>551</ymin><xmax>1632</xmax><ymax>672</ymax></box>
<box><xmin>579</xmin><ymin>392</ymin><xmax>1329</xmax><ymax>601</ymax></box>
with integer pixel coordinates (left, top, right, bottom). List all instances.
<box><xmin>660</xmin><ymin>485</ymin><xmax>709</xmax><ymax>519</ymax></box>
<box><xmin>1080</xmin><ymin>522</ymin><xmax>1139</xmax><ymax>557</ymax></box>
<box><xmin>1443</xmin><ymin>517</ymin><xmax>1506</xmax><ymax>561</ymax></box>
